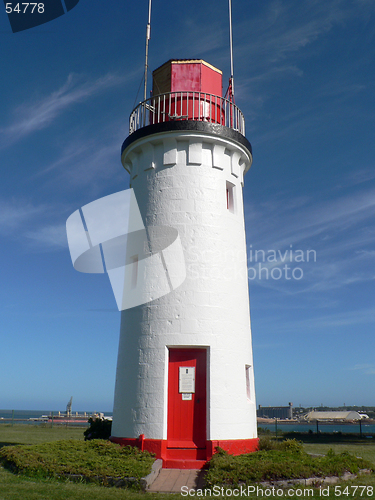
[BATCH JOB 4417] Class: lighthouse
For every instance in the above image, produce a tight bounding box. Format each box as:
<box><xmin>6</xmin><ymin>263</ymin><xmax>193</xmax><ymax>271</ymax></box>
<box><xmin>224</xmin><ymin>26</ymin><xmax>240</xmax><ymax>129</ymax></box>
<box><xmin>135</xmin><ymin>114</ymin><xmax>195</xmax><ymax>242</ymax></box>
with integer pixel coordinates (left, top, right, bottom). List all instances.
<box><xmin>110</xmin><ymin>59</ymin><xmax>258</xmax><ymax>468</ymax></box>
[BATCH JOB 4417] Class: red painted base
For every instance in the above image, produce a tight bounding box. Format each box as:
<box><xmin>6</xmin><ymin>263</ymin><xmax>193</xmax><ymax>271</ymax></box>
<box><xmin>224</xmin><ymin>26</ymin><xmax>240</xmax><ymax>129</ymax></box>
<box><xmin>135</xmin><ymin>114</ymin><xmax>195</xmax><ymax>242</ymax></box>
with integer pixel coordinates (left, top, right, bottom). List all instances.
<box><xmin>110</xmin><ymin>435</ymin><xmax>259</xmax><ymax>469</ymax></box>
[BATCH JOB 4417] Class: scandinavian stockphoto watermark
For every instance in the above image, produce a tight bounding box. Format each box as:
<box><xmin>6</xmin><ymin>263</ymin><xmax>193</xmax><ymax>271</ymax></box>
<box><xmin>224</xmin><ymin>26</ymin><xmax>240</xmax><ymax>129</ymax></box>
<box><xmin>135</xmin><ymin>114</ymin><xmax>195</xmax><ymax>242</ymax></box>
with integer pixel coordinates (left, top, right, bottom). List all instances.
<box><xmin>181</xmin><ymin>485</ymin><xmax>374</xmax><ymax>497</ymax></box>
<box><xmin>181</xmin><ymin>244</ymin><xmax>316</xmax><ymax>283</ymax></box>
<box><xmin>66</xmin><ymin>189</ymin><xmax>186</xmax><ymax>311</ymax></box>
<box><xmin>181</xmin><ymin>485</ymin><xmax>315</xmax><ymax>497</ymax></box>
<box><xmin>66</xmin><ymin>189</ymin><xmax>315</xmax><ymax>310</ymax></box>
<box><xmin>4</xmin><ymin>0</ymin><xmax>80</xmax><ymax>33</ymax></box>
<box><xmin>248</xmin><ymin>245</ymin><xmax>317</xmax><ymax>281</ymax></box>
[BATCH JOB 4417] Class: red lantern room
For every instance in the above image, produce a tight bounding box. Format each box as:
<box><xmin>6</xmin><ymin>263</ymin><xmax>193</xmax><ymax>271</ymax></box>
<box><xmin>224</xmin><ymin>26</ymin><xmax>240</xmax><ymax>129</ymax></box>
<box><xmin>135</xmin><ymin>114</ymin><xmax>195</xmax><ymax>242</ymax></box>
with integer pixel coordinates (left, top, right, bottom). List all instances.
<box><xmin>135</xmin><ymin>59</ymin><xmax>226</xmax><ymax>127</ymax></box>
<box><xmin>152</xmin><ymin>59</ymin><xmax>222</xmax><ymax>96</ymax></box>
<box><xmin>129</xmin><ymin>59</ymin><xmax>245</xmax><ymax>135</ymax></box>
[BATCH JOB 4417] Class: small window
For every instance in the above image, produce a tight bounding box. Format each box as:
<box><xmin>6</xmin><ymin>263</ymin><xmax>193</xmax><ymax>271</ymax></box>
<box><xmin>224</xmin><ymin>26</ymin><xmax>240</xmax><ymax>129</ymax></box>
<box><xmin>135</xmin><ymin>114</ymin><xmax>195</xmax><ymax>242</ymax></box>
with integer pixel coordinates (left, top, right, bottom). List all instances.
<box><xmin>245</xmin><ymin>365</ymin><xmax>251</xmax><ymax>401</ymax></box>
<box><xmin>131</xmin><ymin>255</ymin><xmax>138</xmax><ymax>289</ymax></box>
<box><xmin>226</xmin><ymin>181</ymin><xmax>235</xmax><ymax>213</ymax></box>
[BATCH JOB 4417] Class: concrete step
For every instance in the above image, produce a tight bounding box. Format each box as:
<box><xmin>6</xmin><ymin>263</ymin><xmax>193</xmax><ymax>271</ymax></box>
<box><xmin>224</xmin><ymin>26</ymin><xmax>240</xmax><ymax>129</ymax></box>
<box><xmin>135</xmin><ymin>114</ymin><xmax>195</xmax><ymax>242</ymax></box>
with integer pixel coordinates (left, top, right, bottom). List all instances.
<box><xmin>148</xmin><ymin>468</ymin><xmax>206</xmax><ymax>493</ymax></box>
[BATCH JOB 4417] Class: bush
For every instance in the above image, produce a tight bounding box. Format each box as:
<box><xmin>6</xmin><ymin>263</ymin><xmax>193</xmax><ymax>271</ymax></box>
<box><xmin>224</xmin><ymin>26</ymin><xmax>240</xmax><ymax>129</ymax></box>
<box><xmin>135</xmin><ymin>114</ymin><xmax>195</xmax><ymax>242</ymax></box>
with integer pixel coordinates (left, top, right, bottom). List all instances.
<box><xmin>258</xmin><ymin>437</ymin><xmax>304</xmax><ymax>453</ymax></box>
<box><xmin>84</xmin><ymin>417</ymin><xmax>112</xmax><ymax>441</ymax></box>
<box><xmin>257</xmin><ymin>427</ymin><xmax>271</xmax><ymax>435</ymax></box>
<box><xmin>205</xmin><ymin>440</ymin><xmax>373</xmax><ymax>487</ymax></box>
<box><xmin>0</xmin><ymin>439</ymin><xmax>155</xmax><ymax>485</ymax></box>
<box><xmin>257</xmin><ymin>436</ymin><xmax>277</xmax><ymax>451</ymax></box>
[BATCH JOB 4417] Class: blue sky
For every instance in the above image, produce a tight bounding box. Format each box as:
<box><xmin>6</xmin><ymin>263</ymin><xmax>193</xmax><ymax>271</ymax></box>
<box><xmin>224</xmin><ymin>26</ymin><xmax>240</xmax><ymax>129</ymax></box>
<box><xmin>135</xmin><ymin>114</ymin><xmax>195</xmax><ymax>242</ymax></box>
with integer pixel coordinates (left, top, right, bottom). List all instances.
<box><xmin>0</xmin><ymin>0</ymin><xmax>374</xmax><ymax>413</ymax></box>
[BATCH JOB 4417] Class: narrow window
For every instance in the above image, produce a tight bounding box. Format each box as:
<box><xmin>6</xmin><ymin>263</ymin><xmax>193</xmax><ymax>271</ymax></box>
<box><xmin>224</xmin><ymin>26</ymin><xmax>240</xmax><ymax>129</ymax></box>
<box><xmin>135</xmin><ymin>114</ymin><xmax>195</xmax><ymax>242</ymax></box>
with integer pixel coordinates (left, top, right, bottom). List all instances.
<box><xmin>245</xmin><ymin>365</ymin><xmax>251</xmax><ymax>401</ymax></box>
<box><xmin>226</xmin><ymin>181</ymin><xmax>235</xmax><ymax>213</ymax></box>
<box><xmin>131</xmin><ymin>255</ymin><xmax>138</xmax><ymax>289</ymax></box>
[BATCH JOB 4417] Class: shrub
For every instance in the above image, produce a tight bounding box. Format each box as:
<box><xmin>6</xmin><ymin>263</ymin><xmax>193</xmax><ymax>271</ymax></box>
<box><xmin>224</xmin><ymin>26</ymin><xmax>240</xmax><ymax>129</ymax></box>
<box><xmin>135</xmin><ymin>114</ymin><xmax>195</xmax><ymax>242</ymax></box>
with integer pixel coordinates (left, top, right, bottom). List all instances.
<box><xmin>257</xmin><ymin>427</ymin><xmax>271</xmax><ymax>435</ymax></box>
<box><xmin>0</xmin><ymin>439</ymin><xmax>155</xmax><ymax>485</ymax></box>
<box><xmin>258</xmin><ymin>437</ymin><xmax>304</xmax><ymax>453</ymax></box>
<box><xmin>84</xmin><ymin>417</ymin><xmax>112</xmax><ymax>441</ymax></box>
<box><xmin>205</xmin><ymin>440</ymin><xmax>373</xmax><ymax>487</ymax></box>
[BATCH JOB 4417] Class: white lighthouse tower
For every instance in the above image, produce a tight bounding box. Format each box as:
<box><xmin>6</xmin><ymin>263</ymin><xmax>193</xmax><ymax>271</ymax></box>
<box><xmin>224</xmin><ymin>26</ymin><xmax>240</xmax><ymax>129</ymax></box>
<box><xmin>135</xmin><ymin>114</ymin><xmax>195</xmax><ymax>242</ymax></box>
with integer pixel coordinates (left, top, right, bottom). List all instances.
<box><xmin>110</xmin><ymin>59</ymin><xmax>258</xmax><ymax>468</ymax></box>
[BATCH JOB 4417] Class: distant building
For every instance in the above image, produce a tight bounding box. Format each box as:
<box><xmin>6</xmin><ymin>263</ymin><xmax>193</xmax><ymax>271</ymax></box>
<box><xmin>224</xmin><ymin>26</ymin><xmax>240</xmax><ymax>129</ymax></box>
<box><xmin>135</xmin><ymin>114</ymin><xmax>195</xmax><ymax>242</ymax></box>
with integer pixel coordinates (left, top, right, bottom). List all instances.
<box><xmin>258</xmin><ymin>403</ymin><xmax>293</xmax><ymax>419</ymax></box>
<box><xmin>304</xmin><ymin>411</ymin><xmax>362</xmax><ymax>421</ymax></box>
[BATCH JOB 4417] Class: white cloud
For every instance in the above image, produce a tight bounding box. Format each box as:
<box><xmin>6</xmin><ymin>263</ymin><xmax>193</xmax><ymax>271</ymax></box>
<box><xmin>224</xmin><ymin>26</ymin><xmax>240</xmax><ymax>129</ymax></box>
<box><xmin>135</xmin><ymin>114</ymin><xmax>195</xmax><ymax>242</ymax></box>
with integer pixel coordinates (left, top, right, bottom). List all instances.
<box><xmin>231</xmin><ymin>0</ymin><xmax>375</xmax><ymax>119</ymax></box>
<box><xmin>257</xmin><ymin>306</ymin><xmax>375</xmax><ymax>334</ymax></box>
<box><xmin>24</xmin><ymin>224</ymin><xmax>68</xmax><ymax>250</ymax></box>
<box><xmin>33</xmin><ymin>124</ymin><xmax>127</xmax><ymax>196</ymax></box>
<box><xmin>350</xmin><ymin>364</ymin><xmax>375</xmax><ymax>375</ymax></box>
<box><xmin>246</xmin><ymin>184</ymin><xmax>375</xmax><ymax>250</ymax></box>
<box><xmin>234</xmin><ymin>0</ymin><xmax>344</xmax><ymax>71</ymax></box>
<box><xmin>0</xmin><ymin>72</ymin><xmax>132</xmax><ymax>148</ymax></box>
<box><xmin>339</xmin><ymin>168</ymin><xmax>375</xmax><ymax>187</ymax></box>
<box><xmin>0</xmin><ymin>198</ymin><xmax>70</xmax><ymax>252</ymax></box>
<box><xmin>0</xmin><ymin>200</ymin><xmax>45</xmax><ymax>233</ymax></box>
<box><xmin>245</xmin><ymin>173</ymin><xmax>375</xmax><ymax>293</ymax></box>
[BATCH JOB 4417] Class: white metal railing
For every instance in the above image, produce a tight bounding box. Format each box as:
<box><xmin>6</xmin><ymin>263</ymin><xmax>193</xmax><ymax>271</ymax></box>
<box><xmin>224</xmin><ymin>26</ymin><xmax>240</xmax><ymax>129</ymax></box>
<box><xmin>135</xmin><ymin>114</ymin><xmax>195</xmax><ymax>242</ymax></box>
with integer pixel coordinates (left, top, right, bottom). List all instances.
<box><xmin>129</xmin><ymin>91</ymin><xmax>245</xmax><ymax>136</ymax></box>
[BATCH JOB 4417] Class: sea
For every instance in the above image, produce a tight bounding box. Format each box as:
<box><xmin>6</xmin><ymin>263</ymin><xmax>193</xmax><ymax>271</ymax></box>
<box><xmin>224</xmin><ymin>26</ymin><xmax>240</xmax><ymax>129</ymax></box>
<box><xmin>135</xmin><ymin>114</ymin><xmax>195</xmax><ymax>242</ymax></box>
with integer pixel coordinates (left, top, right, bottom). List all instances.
<box><xmin>258</xmin><ymin>422</ymin><xmax>375</xmax><ymax>435</ymax></box>
<box><xmin>2</xmin><ymin>410</ymin><xmax>375</xmax><ymax>435</ymax></box>
<box><xmin>0</xmin><ymin>409</ymin><xmax>112</xmax><ymax>426</ymax></box>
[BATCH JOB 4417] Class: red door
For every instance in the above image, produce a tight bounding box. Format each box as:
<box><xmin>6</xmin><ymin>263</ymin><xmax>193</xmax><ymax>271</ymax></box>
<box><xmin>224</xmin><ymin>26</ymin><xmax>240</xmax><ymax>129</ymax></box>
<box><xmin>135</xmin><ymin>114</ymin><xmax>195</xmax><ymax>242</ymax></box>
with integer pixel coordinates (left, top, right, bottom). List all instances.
<box><xmin>167</xmin><ymin>348</ymin><xmax>207</xmax><ymax>449</ymax></box>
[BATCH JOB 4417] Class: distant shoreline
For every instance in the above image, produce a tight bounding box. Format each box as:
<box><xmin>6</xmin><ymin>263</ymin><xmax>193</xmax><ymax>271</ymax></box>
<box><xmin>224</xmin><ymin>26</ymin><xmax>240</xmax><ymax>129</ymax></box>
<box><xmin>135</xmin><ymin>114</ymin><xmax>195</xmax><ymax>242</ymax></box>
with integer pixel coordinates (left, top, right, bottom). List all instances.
<box><xmin>257</xmin><ymin>418</ymin><xmax>375</xmax><ymax>425</ymax></box>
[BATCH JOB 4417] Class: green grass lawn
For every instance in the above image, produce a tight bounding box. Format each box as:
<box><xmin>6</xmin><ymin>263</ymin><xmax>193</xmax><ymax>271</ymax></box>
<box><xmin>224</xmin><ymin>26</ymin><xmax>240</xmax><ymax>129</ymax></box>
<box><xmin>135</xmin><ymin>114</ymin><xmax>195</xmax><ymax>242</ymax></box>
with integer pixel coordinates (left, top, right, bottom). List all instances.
<box><xmin>304</xmin><ymin>442</ymin><xmax>375</xmax><ymax>463</ymax></box>
<box><xmin>0</xmin><ymin>425</ymin><xmax>169</xmax><ymax>500</ymax></box>
<box><xmin>0</xmin><ymin>467</ymin><xmax>178</xmax><ymax>500</ymax></box>
<box><xmin>0</xmin><ymin>424</ymin><xmax>84</xmax><ymax>447</ymax></box>
<box><xmin>1</xmin><ymin>426</ymin><xmax>375</xmax><ymax>499</ymax></box>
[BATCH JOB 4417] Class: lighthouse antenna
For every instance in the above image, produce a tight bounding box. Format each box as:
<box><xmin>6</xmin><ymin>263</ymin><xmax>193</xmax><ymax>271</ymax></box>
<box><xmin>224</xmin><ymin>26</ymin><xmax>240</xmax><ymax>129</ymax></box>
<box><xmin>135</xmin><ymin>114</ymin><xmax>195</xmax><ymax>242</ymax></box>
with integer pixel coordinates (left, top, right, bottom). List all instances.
<box><xmin>228</xmin><ymin>0</ymin><xmax>234</xmax><ymax>100</ymax></box>
<box><xmin>144</xmin><ymin>0</ymin><xmax>152</xmax><ymax>102</ymax></box>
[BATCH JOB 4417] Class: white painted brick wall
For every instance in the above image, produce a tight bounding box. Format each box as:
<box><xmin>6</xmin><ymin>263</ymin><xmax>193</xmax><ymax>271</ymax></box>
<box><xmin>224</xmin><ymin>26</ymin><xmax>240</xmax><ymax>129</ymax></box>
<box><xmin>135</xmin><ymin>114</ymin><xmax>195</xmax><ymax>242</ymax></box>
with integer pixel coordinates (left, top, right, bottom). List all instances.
<box><xmin>112</xmin><ymin>130</ymin><xmax>257</xmax><ymax>442</ymax></box>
